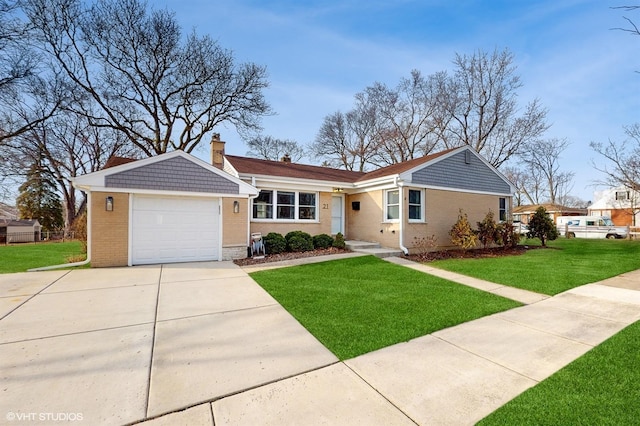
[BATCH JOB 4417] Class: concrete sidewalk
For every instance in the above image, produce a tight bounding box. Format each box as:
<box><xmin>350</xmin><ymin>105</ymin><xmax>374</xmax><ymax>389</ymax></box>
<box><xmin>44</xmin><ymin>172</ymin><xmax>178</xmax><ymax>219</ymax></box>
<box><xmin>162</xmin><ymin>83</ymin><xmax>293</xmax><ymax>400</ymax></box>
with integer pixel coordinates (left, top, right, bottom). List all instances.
<box><xmin>0</xmin><ymin>258</ymin><xmax>639</xmax><ymax>425</ymax></box>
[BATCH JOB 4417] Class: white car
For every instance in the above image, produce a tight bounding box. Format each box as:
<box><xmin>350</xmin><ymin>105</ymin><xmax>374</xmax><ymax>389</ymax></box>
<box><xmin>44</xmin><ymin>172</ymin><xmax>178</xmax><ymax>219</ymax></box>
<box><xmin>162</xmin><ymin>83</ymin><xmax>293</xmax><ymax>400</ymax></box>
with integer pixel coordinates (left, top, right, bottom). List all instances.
<box><xmin>513</xmin><ymin>221</ymin><xmax>529</xmax><ymax>236</ymax></box>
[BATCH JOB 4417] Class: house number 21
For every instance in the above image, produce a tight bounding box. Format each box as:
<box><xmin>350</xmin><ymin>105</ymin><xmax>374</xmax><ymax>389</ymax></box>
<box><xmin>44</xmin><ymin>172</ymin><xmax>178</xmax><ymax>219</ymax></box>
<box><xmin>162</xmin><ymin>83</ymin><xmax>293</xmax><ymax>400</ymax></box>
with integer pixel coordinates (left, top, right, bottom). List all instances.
<box><xmin>322</xmin><ymin>203</ymin><xmax>329</xmax><ymax>209</ymax></box>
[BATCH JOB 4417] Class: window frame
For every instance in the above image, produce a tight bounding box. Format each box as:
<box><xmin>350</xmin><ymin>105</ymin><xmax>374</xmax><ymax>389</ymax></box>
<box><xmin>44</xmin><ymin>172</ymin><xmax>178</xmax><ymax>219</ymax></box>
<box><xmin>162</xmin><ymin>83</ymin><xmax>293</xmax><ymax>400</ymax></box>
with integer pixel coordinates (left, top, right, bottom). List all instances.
<box><xmin>499</xmin><ymin>197</ymin><xmax>507</xmax><ymax>222</ymax></box>
<box><xmin>385</xmin><ymin>189</ymin><xmax>400</xmax><ymax>222</ymax></box>
<box><xmin>408</xmin><ymin>189</ymin><xmax>425</xmax><ymax>222</ymax></box>
<box><xmin>252</xmin><ymin>190</ymin><xmax>319</xmax><ymax>222</ymax></box>
<box><xmin>616</xmin><ymin>191</ymin><xmax>630</xmax><ymax>201</ymax></box>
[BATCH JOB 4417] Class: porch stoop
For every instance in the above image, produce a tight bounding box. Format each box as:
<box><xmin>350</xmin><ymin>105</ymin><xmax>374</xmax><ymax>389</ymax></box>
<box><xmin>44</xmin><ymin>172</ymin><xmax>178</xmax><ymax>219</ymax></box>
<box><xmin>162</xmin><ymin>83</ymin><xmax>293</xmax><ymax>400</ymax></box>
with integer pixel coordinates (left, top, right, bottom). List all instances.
<box><xmin>345</xmin><ymin>241</ymin><xmax>404</xmax><ymax>258</ymax></box>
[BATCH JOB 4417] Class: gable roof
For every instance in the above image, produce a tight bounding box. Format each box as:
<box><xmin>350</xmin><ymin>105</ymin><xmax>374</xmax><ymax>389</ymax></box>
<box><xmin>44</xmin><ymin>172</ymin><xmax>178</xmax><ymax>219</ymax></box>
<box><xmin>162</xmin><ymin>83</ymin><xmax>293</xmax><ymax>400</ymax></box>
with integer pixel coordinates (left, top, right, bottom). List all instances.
<box><xmin>73</xmin><ymin>150</ymin><xmax>257</xmax><ymax>197</ymax></box>
<box><xmin>355</xmin><ymin>148</ymin><xmax>458</xmax><ymax>182</ymax></box>
<box><xmin>225</xmin><ymin>155</ymin><xmax>366</xmax><ymax>183</ymax></box>
<box><xmin>226</xmin><ymin>148</ymin><xmax>460</xmax><ymax>184</ymax></box>
<box><xmin>227</xmin><ymin>145</ymin><xmax>514</xmax><ymax>194</ymax></box>
<box><xmin>103</xmin><ymin>156</ymin><xmax>137</xmax><ymax>169</ymax></box>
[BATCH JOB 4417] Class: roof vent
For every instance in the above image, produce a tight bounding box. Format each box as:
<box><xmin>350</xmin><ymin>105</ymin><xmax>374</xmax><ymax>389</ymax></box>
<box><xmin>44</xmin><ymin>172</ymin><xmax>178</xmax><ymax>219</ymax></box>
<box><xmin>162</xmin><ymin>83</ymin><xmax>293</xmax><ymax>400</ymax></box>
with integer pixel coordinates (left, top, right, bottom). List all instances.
<box><xmin>280</xmin><ymin>154</ymin><xmax>291</xmax><ymax>163</ymax></box>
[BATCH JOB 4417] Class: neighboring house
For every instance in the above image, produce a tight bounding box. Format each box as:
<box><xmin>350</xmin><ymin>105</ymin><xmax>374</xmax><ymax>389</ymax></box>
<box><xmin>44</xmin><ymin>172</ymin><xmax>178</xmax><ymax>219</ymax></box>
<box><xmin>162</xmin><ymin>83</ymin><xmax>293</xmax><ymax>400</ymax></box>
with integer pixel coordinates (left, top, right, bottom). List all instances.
<box><xmin>73</xmin><ymin>135</ymin><xmax>514</xmax><ymax>268</ymax></box>
<box><xmin>588</xmin><ymin>187</ymin><xmax>640</xmax><ymax>226</ymax></box>
<box><xmin>0</xmin><ymin>219</ymin><xmax>42</xmax><ymax>243</ymax></box>
<box><xmin>512</xmin><ymin>204</ymin><xmax>587</xmax><ymax>225</ymax></box>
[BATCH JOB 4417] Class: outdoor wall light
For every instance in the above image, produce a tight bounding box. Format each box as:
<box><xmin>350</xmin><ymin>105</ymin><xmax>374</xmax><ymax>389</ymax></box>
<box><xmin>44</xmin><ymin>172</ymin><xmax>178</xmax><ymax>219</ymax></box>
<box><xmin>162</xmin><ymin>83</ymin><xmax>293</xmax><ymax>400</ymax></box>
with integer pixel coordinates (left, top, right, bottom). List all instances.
<box><xmin>105</xmin><ymin>196</ymin><xmax>114</xmax><ymax>211</ymax></box>
<box><xmin>233</xmin><ymin>200</ymin><xmax>240</xmax><ymax>213</ymax></box>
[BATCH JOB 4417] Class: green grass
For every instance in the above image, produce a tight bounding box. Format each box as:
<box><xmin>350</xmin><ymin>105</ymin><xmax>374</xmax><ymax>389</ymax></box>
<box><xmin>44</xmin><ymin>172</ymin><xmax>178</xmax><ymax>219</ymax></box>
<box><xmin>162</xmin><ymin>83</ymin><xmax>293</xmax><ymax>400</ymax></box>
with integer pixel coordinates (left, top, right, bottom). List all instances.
<box><xmin>250</xmin><ymin>256</ymin><xmax>521</xmax><ymax>360</ymax></box>
<box><xmin>430</xmin><ymin>238</ymin><xmax>640</xmax><ymax>295</ymax></box>
<box><xmin>478</xmin><ymin>320</ymin><xmax>640</xmax><ymax>425</ymax></box>
<box><xmin>0</xmin><ymin>241</ymin><xmax>86</xmax><ymax>273</ymax></box>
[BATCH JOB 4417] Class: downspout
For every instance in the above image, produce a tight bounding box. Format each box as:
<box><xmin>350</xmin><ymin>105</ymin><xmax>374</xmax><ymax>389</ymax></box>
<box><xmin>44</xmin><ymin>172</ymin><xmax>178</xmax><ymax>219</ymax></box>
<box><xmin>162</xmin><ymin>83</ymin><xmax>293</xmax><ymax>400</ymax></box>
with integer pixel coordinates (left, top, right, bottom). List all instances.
<box><xmin>396</xmin><ymin>177</ymin><xmax>409</xmax><ymax>256</ymax></box>
<box><xmin>28</xmin><ymin>191</ymin><xmax>92</xmax><ymax>271</ymax></box>
<box><xmin>247</xmin><ymin>176</ymin><xmax>259</xmax><ymax>254</ymax></box>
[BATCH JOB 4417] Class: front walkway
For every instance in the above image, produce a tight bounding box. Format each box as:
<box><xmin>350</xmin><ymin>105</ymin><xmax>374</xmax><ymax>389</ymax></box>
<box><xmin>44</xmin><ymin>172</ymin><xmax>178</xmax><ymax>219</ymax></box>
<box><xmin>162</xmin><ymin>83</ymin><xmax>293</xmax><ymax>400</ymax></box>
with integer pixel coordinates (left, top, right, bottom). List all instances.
<box><xmin>383</xmin><ymin>256</ymin><xmax>549</xmax><ymax>304</ymax></box>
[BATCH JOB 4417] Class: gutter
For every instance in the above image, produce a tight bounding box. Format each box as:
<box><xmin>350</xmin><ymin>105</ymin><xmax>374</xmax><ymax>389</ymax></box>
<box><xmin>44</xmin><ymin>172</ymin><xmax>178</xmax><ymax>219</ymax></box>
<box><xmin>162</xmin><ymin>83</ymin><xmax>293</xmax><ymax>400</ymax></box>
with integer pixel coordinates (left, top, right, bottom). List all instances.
<box><xmin>28</xmin><ymin>191</ymin><xmax>92</xmax><ymax>272</ymax></box>
<box><xmin>396</xmin><ymin>177</ymin><xmax>409</xmax><ymax>256</ymax></box>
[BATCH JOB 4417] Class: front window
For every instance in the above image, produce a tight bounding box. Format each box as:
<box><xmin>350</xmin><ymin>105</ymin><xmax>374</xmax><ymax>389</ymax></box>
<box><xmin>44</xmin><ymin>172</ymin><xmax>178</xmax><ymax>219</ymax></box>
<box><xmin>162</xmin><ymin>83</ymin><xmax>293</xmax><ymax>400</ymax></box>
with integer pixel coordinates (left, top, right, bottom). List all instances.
<box><xmin>408</xmin><ymin>189</ymin><xmax>423</xmax><ymax>221</ymax></box>
<box><xmin>386</xmin><ymin>190</ymin><xmax>399</xmax><ymax>221</ymax></box>
<box><xmin>298</xmin><ymin>192</ymin><xmax>316</xmax><ymax>220</ymax></box>
<box><xmin>252</xmin><ymin>190</ymin><xmax>317</xmax><ymax>221</ymax></box>
<box><xmin>276</xmin><ymin>191</ymin><xmax>295</xmax><ymax>219</ymax></box>
<box><xmin>499</xmin><ymin>198</ymin><xmax>507</xmax><ymax>221</ymax></box>
<box><xmin>253</xmin><ymin>190</ymin><xmax>273</xmax><ymax>219</ymax></box>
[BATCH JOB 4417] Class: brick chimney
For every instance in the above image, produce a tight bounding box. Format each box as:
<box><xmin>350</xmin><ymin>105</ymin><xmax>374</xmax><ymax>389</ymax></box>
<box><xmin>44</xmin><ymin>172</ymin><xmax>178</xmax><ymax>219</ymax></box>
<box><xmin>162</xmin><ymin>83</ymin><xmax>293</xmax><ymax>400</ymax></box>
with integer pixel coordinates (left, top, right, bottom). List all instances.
<box><xmin>210</xmin><ymin>133</ymin><xmax>225</xmax><ymax>169</ymax></box>
<box><xmin>280</xmin><ymin>154</ymin><xmax>291</xmax><ymax>163</ymax></box>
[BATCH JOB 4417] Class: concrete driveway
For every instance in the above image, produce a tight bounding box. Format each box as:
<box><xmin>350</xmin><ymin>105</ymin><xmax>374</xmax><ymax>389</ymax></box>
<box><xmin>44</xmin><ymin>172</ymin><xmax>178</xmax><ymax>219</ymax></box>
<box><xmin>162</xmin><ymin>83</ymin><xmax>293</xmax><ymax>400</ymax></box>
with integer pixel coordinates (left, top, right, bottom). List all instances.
<box><xmin>0</xmin><ymin>262</ymin><xmax>338</xmax><ymax>425</ymax></box>
<box><xmin>1</xmin><ymin>260</ymin><xmax>639</xmax><ymax>425</ymax></box>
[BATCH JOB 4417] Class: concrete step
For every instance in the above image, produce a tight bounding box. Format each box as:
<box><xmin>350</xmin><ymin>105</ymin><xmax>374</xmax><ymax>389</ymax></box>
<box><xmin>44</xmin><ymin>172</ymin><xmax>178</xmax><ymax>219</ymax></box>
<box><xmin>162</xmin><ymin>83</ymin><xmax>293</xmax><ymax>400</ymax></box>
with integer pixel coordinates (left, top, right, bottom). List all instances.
<box><xmin>345</xmin><ymin>240</ymin><xmax>380</xmax><ymax>250</ymax></box>
<box><xmin>345</xmin><ymin>241</ymin><xmax>404</xmax><ymax>258</ymax></box>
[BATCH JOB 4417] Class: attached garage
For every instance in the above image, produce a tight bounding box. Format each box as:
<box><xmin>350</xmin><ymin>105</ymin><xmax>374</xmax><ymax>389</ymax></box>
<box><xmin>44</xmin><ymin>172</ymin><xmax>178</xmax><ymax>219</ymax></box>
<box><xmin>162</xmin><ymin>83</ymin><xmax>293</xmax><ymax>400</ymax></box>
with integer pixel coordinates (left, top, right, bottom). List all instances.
<box><xmin>131</xmin><ymin>195</ymin><xmax>220</xmax><ymax>265</ymax></box>
<box><xmin>72</xmin><ymin>150</ymin><xmax>258</xmax><ymax>268</ymax></box>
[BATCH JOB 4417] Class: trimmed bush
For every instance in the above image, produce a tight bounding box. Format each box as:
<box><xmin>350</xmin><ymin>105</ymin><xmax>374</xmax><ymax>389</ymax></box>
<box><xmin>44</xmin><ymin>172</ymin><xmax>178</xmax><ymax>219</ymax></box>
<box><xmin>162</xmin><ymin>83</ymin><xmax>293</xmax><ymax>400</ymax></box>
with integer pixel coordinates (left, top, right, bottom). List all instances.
<box><xmin>288</xmin><ymin>235</ymin><xmax>314</xmax><ymax>252</ymax></box>
<box><xmin>285</xmin><ymin>230</ymin><xmax>313</xmax><ymax>252</ymax></box>
<box><xmin>333</xmin><ymin>232</ymin><xmax>346</xmax><ymax>249</ymax></box>
<box><xmin>263</xmin><ymin>232</ymin><xmax>286</xmax><ymax>254</ymax></box>
<box><xmin>313</xmin><ymin>233</ymin><xmax>334</xmax><ymax>249</ymax></box>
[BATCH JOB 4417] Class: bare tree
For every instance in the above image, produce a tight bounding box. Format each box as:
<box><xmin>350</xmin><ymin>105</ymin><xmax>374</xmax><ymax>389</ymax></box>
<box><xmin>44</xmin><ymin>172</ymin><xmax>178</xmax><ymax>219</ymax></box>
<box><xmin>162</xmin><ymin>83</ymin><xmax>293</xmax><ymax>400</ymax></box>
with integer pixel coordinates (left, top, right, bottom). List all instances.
<box><xmin>312</xmin><ymin>106</ymin><xmax>379</xmax><ymax>171</ymax></box>
<box><xmin>501</xmin><ymin>166</ymin><xmax>528</xmax><ymax>206</ymax></box>
<box><xmin>0</xmin><ymin>0</ymin><xmax>61</xmax><ymax>144</ymax></box>
<box><xmin>5</xmin><ymin>101</ymin><xmax>140</xmax><ymax>231</ymax></box>
<box><xmin>23</xmin><ymin>0</ymin><xmax>272</xmax><ymax>157</ymax></box>
<box><xmin>611</xmin><ymin>5</ymin><xmax>640</xmax><ymax>36</ymax></box>
<box><xmin>520</xmin><ymin>138</ymin><xmax>575</xmax><ymax>204</ymax></box>
<box><xmin>591</xmin><ymin>123</ymin><xmax>640</xmax><ymax>192</ymax></box>
<box><xmin>556</xmin><ymin>194</ymin><xmax>589</xmax><ymax>208</ymax></box>
<box><xmin>245</xmin><ymin>135</ymin><xmax>306</xmax><ymax>162</ymax></box>
<box><xmin>365</xmin><ymin>70</ymin><xmax>441</xmax><ymax>166</ymax></box>
<box><xmin>438</xmin><ymin>48</ymin><xmax>549</xmax><ymax>167</ymax></box>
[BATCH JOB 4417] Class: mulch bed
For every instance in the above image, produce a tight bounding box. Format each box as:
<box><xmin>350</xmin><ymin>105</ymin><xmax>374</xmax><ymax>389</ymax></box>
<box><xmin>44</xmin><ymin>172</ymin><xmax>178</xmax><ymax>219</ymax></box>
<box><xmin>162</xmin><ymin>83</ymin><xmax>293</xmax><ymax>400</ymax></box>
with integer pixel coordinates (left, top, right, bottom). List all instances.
<box><xmin>233</xmin><ymin>245</ymin><xmax>546</xmax><ymax>267</ymax></box>
<box><xmin>406</xmin><ymin>244</ymin><xmax>546</xmax><ymax>262</ymax></box>
<box><xmin>233</xmin><ymin>247</ymin><xmax>350</xmax><ymax>267</ymax></box>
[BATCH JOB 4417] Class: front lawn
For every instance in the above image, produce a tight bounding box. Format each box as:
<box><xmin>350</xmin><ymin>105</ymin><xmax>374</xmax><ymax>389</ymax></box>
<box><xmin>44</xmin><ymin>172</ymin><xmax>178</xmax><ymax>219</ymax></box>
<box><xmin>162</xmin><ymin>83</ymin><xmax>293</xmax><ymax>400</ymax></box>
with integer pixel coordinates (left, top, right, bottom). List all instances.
<box><xmin>430</xmin><ymin>238</ymin><xmax>640</xmax><ymax>295</ymax></box>
<box><xmin>250</xmin><ymin>255</ymin><xmax>520</xmax><ymax>360</ymax></box>
<box><xmin>0</xmin><ymin>241</ymin><xmax>86</xmax><ymax>273</ymax></box>
<box><xmin>478</xmin><ymin>320</ymin><xmax>640</xmax><ymax>425</ymax></box>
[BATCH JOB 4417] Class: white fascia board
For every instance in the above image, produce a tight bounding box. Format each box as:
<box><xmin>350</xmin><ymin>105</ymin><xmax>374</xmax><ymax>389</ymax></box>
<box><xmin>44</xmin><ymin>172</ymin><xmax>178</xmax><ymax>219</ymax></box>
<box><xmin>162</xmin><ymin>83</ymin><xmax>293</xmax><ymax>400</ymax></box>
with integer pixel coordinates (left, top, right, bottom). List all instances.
<box><xmin>422</xmin><ymin>184</ymin><xmax>513</xmax><ymax>197</ymax></box>
<box><xmin>239</xmin><ymin>174</ymin><xmax>355</xmax><ymax>193</ymax></box>
<box><xmin>72</xmin><ymin>186</ymin><xmax>254</xmax><ymax>199</ymax></box>
<box><xmin>222</xmin><ymin>158</ymin><xmax>240</xmax><ymax>178</ymax></box>
<box><xmin>352</xmin><ymin>175</ymin><xmax>398</xmax><ymax>190</ymax></box>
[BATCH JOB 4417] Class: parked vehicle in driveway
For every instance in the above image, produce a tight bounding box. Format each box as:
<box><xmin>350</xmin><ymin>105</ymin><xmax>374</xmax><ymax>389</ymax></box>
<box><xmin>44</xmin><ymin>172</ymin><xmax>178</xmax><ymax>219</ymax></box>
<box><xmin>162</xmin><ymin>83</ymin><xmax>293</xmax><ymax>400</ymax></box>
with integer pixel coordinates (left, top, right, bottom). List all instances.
<box><xmin>556</xmin><ymin>216</ymin><xmax>628</xmax><ymax>239</ymax></box>
<box><xmin>513</xmin><ymin>221</ymin><xmax>529</xmax><ymax>236</ymax></box>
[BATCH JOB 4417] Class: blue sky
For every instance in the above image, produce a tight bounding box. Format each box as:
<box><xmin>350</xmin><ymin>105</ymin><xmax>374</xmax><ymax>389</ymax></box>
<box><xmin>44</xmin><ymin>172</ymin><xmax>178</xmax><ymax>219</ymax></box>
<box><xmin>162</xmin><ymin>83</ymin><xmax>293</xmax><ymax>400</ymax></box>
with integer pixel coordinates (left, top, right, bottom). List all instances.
<box><xmin>162</xmin><ymin>0</ymin><xmax>639</xmax><ymax>202</ymax></box>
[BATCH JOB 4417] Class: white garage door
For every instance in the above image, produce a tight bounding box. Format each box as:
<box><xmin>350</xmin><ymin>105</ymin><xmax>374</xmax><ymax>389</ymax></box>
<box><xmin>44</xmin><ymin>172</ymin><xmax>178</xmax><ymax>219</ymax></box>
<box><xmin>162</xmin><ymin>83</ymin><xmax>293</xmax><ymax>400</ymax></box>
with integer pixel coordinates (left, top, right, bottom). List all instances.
<box><xmin>131</xmin><ymin>195</ymin><xmax>219</xmax><ymax>265</ymax></box>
